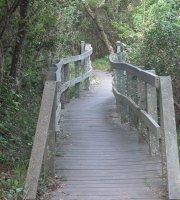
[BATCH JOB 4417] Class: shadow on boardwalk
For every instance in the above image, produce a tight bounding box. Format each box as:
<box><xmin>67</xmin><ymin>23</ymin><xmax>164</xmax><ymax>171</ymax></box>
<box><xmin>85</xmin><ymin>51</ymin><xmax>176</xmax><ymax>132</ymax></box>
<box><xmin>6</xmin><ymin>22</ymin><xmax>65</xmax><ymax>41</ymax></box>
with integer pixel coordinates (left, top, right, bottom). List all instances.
<box><xmin>50</xmin><ymin>70</ymin><xmax>167</xmax><ymax>200</ymax></box>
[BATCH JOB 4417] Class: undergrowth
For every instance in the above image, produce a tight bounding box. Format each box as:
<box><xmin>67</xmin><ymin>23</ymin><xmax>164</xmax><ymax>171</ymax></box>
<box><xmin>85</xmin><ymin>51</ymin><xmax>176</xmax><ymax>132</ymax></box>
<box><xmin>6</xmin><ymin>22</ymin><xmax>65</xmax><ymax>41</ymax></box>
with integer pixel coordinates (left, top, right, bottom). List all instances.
<box><xmin>0</xmin><ymin>74</ymin><xmax>43</xmax><ymax>199</ymax></box>
<box><xmin>92</xmin><ymin>56</ymin><xmax>110</xmax><ymax>71</ymax></box>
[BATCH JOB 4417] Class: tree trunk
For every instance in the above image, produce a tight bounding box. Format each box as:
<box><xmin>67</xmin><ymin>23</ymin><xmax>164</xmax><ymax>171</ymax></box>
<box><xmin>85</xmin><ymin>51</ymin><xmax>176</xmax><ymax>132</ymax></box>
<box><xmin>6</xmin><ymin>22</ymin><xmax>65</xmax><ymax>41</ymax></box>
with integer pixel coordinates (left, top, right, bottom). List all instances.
<box><xmin>10</xmin><ymin>0</ymin><xmax>29</xmax><ymax>86</ymax></box>
<box><xmin>84</xmin><ymin>3</ymin><xmax>114</xmax><ymax>54</ymax></box>
<box><xmin>0</xmin><ymin>0</ymin><xmax>20</xmax><ymax>40</ymax></box>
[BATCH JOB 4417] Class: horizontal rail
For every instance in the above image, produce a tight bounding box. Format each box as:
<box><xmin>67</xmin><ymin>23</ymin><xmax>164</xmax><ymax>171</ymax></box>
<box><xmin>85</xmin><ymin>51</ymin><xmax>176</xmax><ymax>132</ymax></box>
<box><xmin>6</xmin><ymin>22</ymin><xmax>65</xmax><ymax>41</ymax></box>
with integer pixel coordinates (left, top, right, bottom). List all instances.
<box><xmin>112</xmin><ymin>85</ymin><xmax>160</xmax><ymax>136</ymax></box>
<box><xmin>109</xmin><ymin>54</ymin><xmax>160</xmax><ymax>88</ymax></box>
<box><xmin>57</xmin><ymin>48</ymin><xmax>93</xmax><ymax>66</ymax></box>
<box><xmin>56</xmin><ymin>47</ymin><xmax>93</xmax><ymax>81</ymax></box>
<box><xmin>60</xmin><ymin>69</ymin><xmax>92</xmax><ymax>94</ymax></box>
<box><xmin>113</xmin><ymin>87</ymin><xmax>160</xmax><ymax>133</ymax></box>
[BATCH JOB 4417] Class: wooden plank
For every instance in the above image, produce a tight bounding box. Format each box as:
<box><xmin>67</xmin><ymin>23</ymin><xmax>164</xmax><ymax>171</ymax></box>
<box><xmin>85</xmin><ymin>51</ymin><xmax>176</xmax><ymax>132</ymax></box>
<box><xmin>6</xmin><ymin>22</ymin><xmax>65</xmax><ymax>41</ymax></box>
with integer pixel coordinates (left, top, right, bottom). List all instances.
<box><xmin>24</xmin><ymin>81</ymin><xmax>56</xmax><ymax>200</ymax></box>
<box><xmin>159</xmin><ymin>76</ymin><xmax>180</xmax><ymax>199</ymax></box>
<box><xmin>60</xmin><ymin>68</ymin><xmax>92</xmax><ymax>94</ymax></box>
<box><xmin>112</xmin><ymin>85</ymin><xmax>160</xmax><ymax>134</ymax></box>
<box><xmin>52</xmin><ymin>71</ymin><xmax>165</xmax><ymax>200</ymax></box>
<box><xmin>109</xmin><ymin>58</ymin><xmax>160</xmax><ymax>88</ymax></box>
<box><xmin>55</xmin><ymin>47</ymin><xmax>93</xmax><ymax>68</ymax></box>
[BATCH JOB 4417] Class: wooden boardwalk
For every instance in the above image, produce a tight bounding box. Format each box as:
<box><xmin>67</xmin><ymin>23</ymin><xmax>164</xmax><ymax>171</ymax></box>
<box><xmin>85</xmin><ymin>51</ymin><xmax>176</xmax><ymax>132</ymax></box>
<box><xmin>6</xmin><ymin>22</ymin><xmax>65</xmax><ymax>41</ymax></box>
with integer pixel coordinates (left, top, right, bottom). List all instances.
<box><xmin>51</xmin><ymin>71</ymin><xmax>166</xmax><ymax>200</ymax></box>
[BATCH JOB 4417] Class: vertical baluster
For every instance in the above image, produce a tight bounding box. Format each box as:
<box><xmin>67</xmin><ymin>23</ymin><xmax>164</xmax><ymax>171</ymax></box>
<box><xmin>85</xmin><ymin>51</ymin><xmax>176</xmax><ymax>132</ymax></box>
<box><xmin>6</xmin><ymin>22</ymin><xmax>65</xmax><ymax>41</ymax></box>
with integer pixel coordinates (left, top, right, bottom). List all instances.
<box><xmin>61</xmin><ymin>64</ymin><xmax>64</xmax><ymax>83</ymax></box>
<box><xmin>61</xmin><ymin>63</ymin><xmax>69</xmax><ymax>108</ymax></box>
<box><xmin>81</xmin><ymin>41</ymin><xmax>86</xmax><ymax>88</ymax></box>
<box><xmin>116</xmin><ymin>41</ymin><xmax>121</xmax><ymax>113</ymax></box>
<box><xmin>60</xmin><ymin>65</ymin><xmax>65</xmax><ymax>109</ymax></box>
<box><xmin>119</xmin><ymin>71</ymin><xmax>128</xmax><ymax>123</ymax></box>
<box><xmin>146</xmin><ymin>70</ymin><xmax>159</xmax><ymax>156</ymax></box>
<box><xmin>127</xmin><ymin>72</ymin><xmax>134</xmax><ymax>130</ymax></box>
<box><xmin>124</xmin><ymin>71</ymin><xmax>129</xmax><ymax>123</ymax></box>
<box><xmin>114</xmin><ymin>42</ymin><xmax>121</xmax><ymax>117</ymax></box>
<box><xmin>137</xmin><ymin>79</ymin><xmax>146</xmax><ymax>142</ymax></box>
<box><xmin>115</xmin><ymin>69</ymin><xmax>122</xmax><ymax>116</ymax></box>
<box><xmin>56</xmin><ymin>81</ymin><xmax>62</xmax><ymax>133</ymax></box>
<box><xmin>116</xmin><ymin>41</ymin><xmax>122</xmax><ymax>61</ymax></box>
<box><xmin>84</xmin><ymin>44</ymin><xmax>92</xmax><ymax>90</ymax></box>
<box><xmin>75</xmin><ymin>60</ymin><xmax>80</xmax><ymax>98</ymax></box>
<box><xmin>133</xmin><ymin>76</ymin><xmax>139</xmax><ymax>129</ymax></box>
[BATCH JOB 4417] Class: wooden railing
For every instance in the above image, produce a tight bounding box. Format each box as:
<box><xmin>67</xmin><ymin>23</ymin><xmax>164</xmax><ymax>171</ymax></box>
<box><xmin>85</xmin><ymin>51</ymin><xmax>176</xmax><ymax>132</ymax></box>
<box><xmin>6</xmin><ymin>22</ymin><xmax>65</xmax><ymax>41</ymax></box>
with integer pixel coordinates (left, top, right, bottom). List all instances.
<box><xmin>23</xmin><ymin>42</ymin><xmax>93</xmax><ymax>200</ymax></box>
<box><xmin>110</xmin><ymin>41</ymin><xmax>180</xmax><ymax>200</ymax></box>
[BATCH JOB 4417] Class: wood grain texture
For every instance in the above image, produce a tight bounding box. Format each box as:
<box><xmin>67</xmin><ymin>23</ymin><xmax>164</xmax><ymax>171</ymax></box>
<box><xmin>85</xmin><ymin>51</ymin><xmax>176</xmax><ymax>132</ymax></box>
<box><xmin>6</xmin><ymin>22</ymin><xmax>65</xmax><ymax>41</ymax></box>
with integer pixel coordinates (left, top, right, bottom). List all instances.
<box><xmin>24</xmin><ymin>81</ymin><xmax>56</xmax><ymax>199</ymax></box>
<box><xmin>51</xmin><ymin>71</ymin><xmax>167</xmax><ymax>200</ymax></box>
<box><xmin>109</xmin><ymin>55</ymin><xmax>160</xmax><ymax>88</ymax></box>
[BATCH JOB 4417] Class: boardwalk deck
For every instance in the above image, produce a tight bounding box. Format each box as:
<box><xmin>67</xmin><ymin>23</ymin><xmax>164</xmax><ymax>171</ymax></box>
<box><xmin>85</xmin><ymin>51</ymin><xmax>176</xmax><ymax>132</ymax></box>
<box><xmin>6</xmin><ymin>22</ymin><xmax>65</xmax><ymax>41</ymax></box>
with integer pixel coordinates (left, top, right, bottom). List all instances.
<box><xmin>51</xmin><ymin>70</ymin><xmax>166</xmax><ymax>200</ymax></box>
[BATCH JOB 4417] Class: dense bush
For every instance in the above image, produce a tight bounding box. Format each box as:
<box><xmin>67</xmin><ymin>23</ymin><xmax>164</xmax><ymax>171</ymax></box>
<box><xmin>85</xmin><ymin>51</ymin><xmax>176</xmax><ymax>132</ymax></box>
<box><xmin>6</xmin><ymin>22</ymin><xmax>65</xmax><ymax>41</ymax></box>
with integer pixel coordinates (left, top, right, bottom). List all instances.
<box><xmin>130</xmin><ymin>0</ymin><xmax>180</xmax><ymax>125</ymax></box>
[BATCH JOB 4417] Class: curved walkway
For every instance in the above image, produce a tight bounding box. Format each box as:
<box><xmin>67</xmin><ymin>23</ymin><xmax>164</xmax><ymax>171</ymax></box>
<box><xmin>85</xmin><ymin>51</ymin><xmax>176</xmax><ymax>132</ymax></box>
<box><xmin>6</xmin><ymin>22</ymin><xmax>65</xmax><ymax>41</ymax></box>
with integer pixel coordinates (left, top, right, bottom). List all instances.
<box><xmin>51</xmin><ymin>70</ymin><xmax>166</xmax><ymax>200</ymax></box>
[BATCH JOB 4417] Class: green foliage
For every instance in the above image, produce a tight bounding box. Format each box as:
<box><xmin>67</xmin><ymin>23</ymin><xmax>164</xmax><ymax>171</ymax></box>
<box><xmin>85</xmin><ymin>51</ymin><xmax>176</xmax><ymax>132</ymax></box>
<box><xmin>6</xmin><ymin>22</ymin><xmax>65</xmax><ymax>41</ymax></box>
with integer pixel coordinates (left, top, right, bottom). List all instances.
<box><xmin>92</xmin><ymin>56</ymin><xmax>110</xmax><ymax>71</ymax></box>
<box><xmin>0</xmin><ymin>160</ymin><xmax>27</xmax><ymax>199</ymax></box>
<box><xmin>0</xmin><ymin>0</ymin><xmax>5</xmax><ymax>16</ymax></box>
<box><xmin>111</xmin><ymin>21</ymin><xmax>135</xmax><ymax>43</ymax></box>
<box><xmin>0</xmin><ymin>73</ymin><xmax>42</xmax><ymax>199</ymax></box>
<box><xmin>0</xmin><ymin>0</ymin><xmax>82</xmax><ymax>198</ymax></box>
<box><xmin>128</xmin><ymin>0</ymin><xmax>180</xmax><ymax>125</ymax></box>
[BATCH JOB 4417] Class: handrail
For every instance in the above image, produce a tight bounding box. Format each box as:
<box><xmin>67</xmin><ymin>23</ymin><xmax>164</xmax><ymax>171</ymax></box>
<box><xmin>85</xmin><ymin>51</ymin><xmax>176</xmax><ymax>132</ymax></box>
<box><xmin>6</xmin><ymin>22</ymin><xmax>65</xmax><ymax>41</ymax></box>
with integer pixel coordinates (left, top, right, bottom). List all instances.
<box><xmin>55</xmin><ymin>47</ymin><xmax>93</xmax><ymax>81</ymax></box>
<box><xmin>110</xmin><ymin>41</ymin><xmax>180</xmax><ymax>200</ymax></box>
<box><xmin>110</xmin><ymin>54</ymin><xmax>160</xmax><ymax>88</ymax></box>
<box><xmin>23</xmin><ymin>42</ymin><xmax>93</xmax><ymax>200</ymax></box>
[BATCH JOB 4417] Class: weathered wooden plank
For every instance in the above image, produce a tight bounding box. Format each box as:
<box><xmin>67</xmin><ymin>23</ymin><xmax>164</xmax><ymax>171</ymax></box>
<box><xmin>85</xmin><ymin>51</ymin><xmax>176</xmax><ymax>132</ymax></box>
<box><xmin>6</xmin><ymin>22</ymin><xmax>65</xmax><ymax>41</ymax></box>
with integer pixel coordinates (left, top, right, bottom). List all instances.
<box><xmin>55</xmin><ymin>48</ymin><xmax>93</xmax><ymax>69</ymax></box>
<box><xmin>24</xmin><ymin>81</ymin><xmax>56</xmax><ymax>200</ymax></box>
<box><xmin>60</xmin><ymin>68</ymin><xmax>92</xmax><ymax>94</ymax></box>
<box><xmin>51</xmin><ymin>196</ymin><xmax>163</xmax><ymax>200</ymax></box>
<box><xmin>52</xmin><ymin>71</ymin><xmax>165</xmax><ymax>200</ymax></box>
<box><xmin>112</xmin><ymin>85</ymin><xmax>160</xmax><ymax>134</ymax></box>
<box><xmin>109</xmin><ymin>58</ymin><xmax>160</xmax><ymax>88</ymax></box>
<box><xmin>159</xmin><ymin>76</ymin><xmax>180</xmax><ymax>199</ymax></box>
<box><xmin>146</xmin><ymin>70</ymin><xmax>159</xmax><ymax>156</ymax></box>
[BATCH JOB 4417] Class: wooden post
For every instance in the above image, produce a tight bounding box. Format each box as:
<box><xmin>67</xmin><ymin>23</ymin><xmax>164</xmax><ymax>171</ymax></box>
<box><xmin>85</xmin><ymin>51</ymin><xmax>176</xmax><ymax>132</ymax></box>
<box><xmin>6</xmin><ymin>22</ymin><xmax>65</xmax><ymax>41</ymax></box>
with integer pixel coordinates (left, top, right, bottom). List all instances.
<box><xmin>133</xmin><ymin>76</ymin><xmax>139</xmax><ymax>129</ymax></box>
<box><xmin>64</xmin><ymin>63</ymin><xmax>70</xmax><ymax>102</ymax></box>
<box><xmin>116</xmin><ymin>41</ymin><xmax>121</xmax><ymax>61</ymax></box>
<box><xmin>43</xmin><ymin>66</ymin><xmax>57</xmax><ymax>178</ymax></box>
<box><xmin>115</xmin><ymin>69</ymin><xmax>122</xmax><ymax>116</ymax></box>
<box><xmin>75</xmin><ymin>60</ymin><xmax>80</xmax><ymax>98</ymax></box>
<box><xmin>61</xmin><ymin>63</ymin><xmax>69</xmax><ymax>109</ymax></box>
<box><xmin>115</xmin><ymin>41</ymin><xmax>126</xmax><ymax>122</ymax></box>
<box><xmin>43</xmin><ymin>86</ymin><xmax>56</xmax><ymax>178</ymax></box>
<box><xmin>24</xmin><ymin>82</ymin><xmax>56</xmax><ymax>200</ymax></box>
<box><xmin>159</xmin><ymin>76</ymin><xmax>180</xmax><ymax>199</ymax></box>
<box><xmin>116</xmin><ymin>40</ymin><xmax>127</xmax><ymax>62</ymax></box>
<box><xmin>84</xmin><ymin>44</ymin><xmax>92</xmax><ymax>90</ymax></box>
<box><xmin>146</xmin><ymin>70</ymin><xmax>159</xmax><ymax>156</ymax></box>
<box><xmin>81</xmin><ymin>41</ymin><xmax>85</xmax><ymax>76</ymax></box>
<box><xmin>137</xmin><ymin>79</ymin><xmax>147</xmax><ymax>142</ymax></box>
<box><xmin>55</xmin><ymin>81</ymin><xmax>62</xmax><ymax>133</ymax></box>
<box><xmin>127</xmin><ymin>72</ymin><xmax>134</xmax><ymax>130</ymax></box>
<box><xmin>47</xmin><ymin>64</ymin><xmax>57</xmax><ymax>81</ymax></box>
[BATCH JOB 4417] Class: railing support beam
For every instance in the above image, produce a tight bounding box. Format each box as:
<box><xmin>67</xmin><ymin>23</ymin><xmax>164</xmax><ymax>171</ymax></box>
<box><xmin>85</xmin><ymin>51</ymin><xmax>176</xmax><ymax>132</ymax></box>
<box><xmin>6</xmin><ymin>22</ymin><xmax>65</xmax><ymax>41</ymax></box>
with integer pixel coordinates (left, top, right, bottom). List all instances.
<box><xmin>159</xmin><ymin>76</ymin><xmax>180</xmax><ymax>199</ymax></box>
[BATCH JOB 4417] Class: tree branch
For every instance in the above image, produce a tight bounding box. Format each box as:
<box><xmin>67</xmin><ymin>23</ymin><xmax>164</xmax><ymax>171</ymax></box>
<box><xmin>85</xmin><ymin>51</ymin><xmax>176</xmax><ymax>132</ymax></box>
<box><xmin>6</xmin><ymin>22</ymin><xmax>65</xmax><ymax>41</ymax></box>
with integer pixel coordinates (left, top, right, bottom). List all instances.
<box><xmin>83</xmin><ymin>2</ymin><xmax>114</xmax><ymax>53</ymax></box>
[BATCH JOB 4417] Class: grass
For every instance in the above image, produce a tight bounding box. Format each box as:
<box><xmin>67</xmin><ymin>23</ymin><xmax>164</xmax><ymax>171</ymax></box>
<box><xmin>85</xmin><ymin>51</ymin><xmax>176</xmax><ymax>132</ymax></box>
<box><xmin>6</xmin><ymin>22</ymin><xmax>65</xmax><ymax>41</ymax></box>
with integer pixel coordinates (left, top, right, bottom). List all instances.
<box><xmin>92</xmin><ymin>56</ymin><xmax>111</xmax><ymax>71</ymax></box>
<box><xmin>0</xmin><ymin>160</ymin><xmax>28</xmax><ymax>199</ymax></box>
